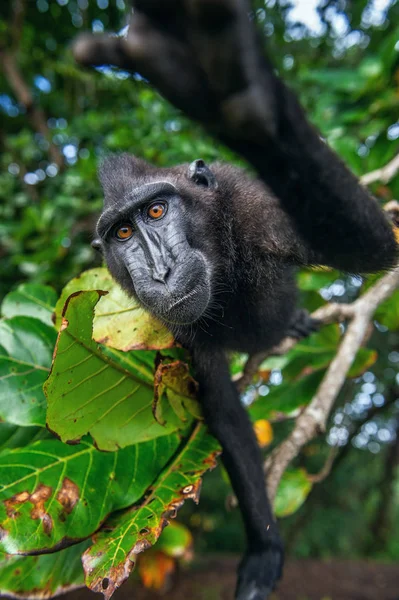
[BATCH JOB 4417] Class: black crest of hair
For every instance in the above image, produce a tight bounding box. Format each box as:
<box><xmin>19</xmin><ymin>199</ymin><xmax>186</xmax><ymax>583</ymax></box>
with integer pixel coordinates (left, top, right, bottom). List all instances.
<box><xmin>96</xmin><ymin>150</ymin><xmax>397</xmax><ymax>600</ymax></box>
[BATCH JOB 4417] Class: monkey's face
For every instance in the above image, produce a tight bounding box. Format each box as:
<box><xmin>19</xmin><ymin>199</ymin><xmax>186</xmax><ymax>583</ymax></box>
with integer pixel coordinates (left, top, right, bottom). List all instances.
<box><xmin>96</xmin><ymin>176</ymin><xmax>214</xmax><ymax>327</ymax></box>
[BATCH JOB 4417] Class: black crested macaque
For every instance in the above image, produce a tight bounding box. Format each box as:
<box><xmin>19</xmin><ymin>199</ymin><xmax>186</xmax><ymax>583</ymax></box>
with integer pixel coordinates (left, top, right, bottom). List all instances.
<box><xmin>94</xmin><ymin>154</ymin><xmax>397</xmax><ymax>600</ymax></box>
<box><xmin>75</xmin><ymin>1</ymin><xmax>399</xmax><ymax>598</ymax></box>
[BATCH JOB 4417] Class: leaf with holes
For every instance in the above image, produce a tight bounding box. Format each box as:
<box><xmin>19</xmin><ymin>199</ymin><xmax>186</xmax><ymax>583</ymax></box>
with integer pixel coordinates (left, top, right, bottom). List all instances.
<box><xmin>1</xmin><ymin>283</ymin><xmax>57</xmax><ymax>327</ymax></box>
<box><xmin>45</xmin><ymin>291</ymin><xmax>196</xmax><ymax>450</ymax></box>
<box><xmin>0</xmin><ymin>317</ymin><xmax>56</xmax><ymax>427</ymax></box>
<box><xmin>54</xmin><ymin>268</ymin><xmax>174</xmax><ymax>351</ymax></box>
<box><xmin>0</xmin><ymin>542</ymin><xmax>89</xmax><ymax>599</ymax></box>
<box><xmin>82</xmin><ymin>423</ymin><xmax>220</xmax><ymax>598</ymax></box>
<box><xmin>0</xmin><ymin>435</ymin><xmax>181</xmax><ymax>554</ymax></box>
<box><xmin>153</xmin><ymin>359</ymin><xmax>201</xmax><ymax>425</ymax></box>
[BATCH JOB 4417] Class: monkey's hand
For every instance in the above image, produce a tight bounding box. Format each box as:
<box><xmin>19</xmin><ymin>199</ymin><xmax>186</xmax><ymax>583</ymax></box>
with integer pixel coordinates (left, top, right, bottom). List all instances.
<box><xmin>73</xmin><ymin>0</ymin><xmax>280</xmax><ymax>144</ymax></box>
<box><xmin>286</xmin><ymin>309</ymin><xmax>321</xmax><ymax>340</ymax></box>
<box><xmin>236</xmin><ymin>544</ymin><xmax>284</xmax><ymax>600</ymax></box>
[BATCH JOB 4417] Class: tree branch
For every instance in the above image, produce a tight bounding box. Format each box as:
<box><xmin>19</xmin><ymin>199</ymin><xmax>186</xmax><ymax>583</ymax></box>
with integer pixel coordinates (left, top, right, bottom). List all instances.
<box><xmin>360</xmin><ymin>153</ymin><xmax>399</xmax><ymax>186</ymax></box>
<box><xmin>265</xmin><ymin>265</ymin><xmax>399</xmax><ymax>502</ymax></box>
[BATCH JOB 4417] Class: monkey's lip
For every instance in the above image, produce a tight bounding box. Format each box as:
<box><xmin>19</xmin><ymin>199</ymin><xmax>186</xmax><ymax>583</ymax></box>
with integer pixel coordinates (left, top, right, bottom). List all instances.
<box><xmin>168</xmin><ymin>288</ymin><xmax>198</xmax><ymax>311</ymax></box>
<box><xmin>159</xmin><ymin>286</ymin><xmax>209</xmax><ymax>325</ymax></box>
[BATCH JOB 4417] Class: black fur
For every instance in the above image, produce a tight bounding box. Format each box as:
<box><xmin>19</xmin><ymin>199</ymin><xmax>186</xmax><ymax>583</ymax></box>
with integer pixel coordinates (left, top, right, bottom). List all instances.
<box><xmin>97</xmin><ymin>154</ymin><xmax>397</xmax><ymax>599</ymax></box>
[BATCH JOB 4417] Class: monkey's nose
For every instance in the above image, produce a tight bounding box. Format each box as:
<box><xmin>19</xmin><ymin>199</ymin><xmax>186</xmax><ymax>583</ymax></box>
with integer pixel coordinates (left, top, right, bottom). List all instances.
<box><xmin>151</xmin><ymin>266</ymin><xmax>170</xmax><ymax>284</ymax></box>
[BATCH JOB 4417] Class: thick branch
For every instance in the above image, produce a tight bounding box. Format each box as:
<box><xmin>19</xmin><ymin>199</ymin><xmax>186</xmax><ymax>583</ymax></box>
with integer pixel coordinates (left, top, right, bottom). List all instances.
<box><xmin>265</xmin><ymin>266</ymin><xmax>399</xmax><ymax>502</ymax></box>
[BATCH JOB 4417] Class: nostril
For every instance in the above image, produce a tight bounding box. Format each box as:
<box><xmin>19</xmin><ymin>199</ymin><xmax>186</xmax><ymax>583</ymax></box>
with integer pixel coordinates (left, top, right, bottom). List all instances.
<box><xmin>152</xmin><ymin>266</ymin><xmax>170</xmax><ymax>284</ymax></box>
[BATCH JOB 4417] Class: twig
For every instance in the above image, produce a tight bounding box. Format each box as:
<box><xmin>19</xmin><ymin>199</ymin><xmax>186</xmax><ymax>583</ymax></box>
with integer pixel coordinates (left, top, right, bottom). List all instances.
<box><xmin>360</xmin><ymin>153</ymin><xmax>399</xmax><ymax>186</ymax></box>
<box><xmin>265</xmin><ymin>266</ymin><xmax>399</xmax><ymax>502</ymax></box>
<box><xmin>307</xmin><ymin>446</ymin><xmax>339</xmax><ymax>484</ymax></box>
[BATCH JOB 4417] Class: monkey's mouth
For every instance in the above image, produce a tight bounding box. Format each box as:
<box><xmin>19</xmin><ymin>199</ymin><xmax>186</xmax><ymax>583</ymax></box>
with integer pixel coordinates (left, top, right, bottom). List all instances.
<box><xmin>160</xmin><ymin>285</ymin><xmax>210</xmax><ymax>326</ymax></box>
<box><xmin>168</xmin><ymin>288</ymin><xmax>199</xmax><ymax>311</ymax></box>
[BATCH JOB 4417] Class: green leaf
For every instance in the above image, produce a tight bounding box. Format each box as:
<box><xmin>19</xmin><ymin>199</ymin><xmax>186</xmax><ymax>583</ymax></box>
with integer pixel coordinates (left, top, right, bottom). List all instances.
<box><xmin>302</xmin><ymin>68</ymin><xmax>366</xmax><ymax>93</ymax></box>
<box><xmin>82</xmin><ymin>423</ymin><xmax>220</xmax><ymax>598</ymax></box>
<box><xmin>0</xmin><ymin>542</ymin><xmax>88</xmax><ymax>599</ymax></box>
<box><xmin>153</xmin><ymin>359</ymin><xmax>201</xmax><ymax>424</ymax></box>
<box><xmin>274</xmin><ymin>469</ymin><xmax>312</xmax><ymax>517</ymax></box>
<box><xmin>0</xmin><ymin>317</ymin><xmax>56</xmax><ymax>427</ymax></box>
<box><xmin>0</xmin><ymin>435</ymin><xmax>181</xmax><ymax>554</ymax></box>
<box><xmin>348</xmin><ymin>348</ymin><xmax>378</xmax><ymax>377</ymax></box>
<box><xmin>249</xmin><ymin>371</ymin><xmax>325</xmax><ymax>421</ymax></box>
<box><xmin>293</xmin><ymin>324</ymin><xmax>340</xmax><ymax>354</ymax></box>
<box><xmin>375</xmin><ymin>290</ymin><xmax>399</xmax><ymax>330</ymax></box>
<box><xmin>297</xmin><ymin>269</ymin><xmax>338</xmax><ymax>291</ymax></box>
<box><xmin>46</xmin><ymin>291</ymin><xmax>196</xmax><ymax>450</ymax></box>
<box><xmin>155</xmin><ymin>521</ymin><xmax>192</xmax><ymax>558</ymax></box>
<box><xmin>0</xmin><ymin>423</ymin><xmax>50</xmax><ymax>451</ymax></box>
<box><xmin>55</xmin><ymin>268</ymin><xmax>174</xmax><ymax>351</ymax></box>
<box><xmin>1</xmin><ymin>284</ymin><xmax>57</xmax><ymax>327</ymax></box>
<box><xmin>259</xmin><ymin>325</ymin><xmax>340</xmax><ymax>381</ymax></box>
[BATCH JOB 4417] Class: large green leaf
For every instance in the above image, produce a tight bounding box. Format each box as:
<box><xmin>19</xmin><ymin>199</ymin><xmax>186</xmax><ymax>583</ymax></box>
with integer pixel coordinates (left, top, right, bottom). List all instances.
<box><xmin>46</xmin><ymin>291</ymin><xmax>197</xmax><ymax>450</ymax></box>
<box><xmin>54</xmin><ymin>268</ymin><xmax>174</xmax><ymax>351</ymax></box>
<box><xmin>1</xmin><ymin>284</ymin><xmax>57</xmax><ymax>327</ymax></box>
<box><xmin>274</xmin><ymin>469</ymin><xmax>312</xmax><ymax>517</ymax></box>
<box><xmin>0</xmin><ymin>435</ymin><xmax>181</xmax><ymax>555</ymax></box>
<box><xmin>0</xmin><ymin>317</ymin><xmax>56</xmax><ymax>427</ymax></box>
<box><xmin>0</xmin><ymin>542</ymin><xmax>88</xmax><ymax>599</ymax></box>
<box><xmin>249</xmin><ymin>371</ymin><xmax>325</xmax><ymax>422</ymax></box>
<box><xmin>0</xmin><ymin>423</ymin><xmax>50</xmax><ymax>452</ymax></box>
<box><xmin>82</xmin><ymin>423</ymin><xmax>220</xmax><ymax>598</ymax></box>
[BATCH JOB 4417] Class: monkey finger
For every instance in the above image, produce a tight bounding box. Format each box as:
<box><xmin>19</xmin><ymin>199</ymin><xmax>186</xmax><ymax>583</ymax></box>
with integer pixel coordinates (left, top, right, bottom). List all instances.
<box><xmin>184</xmin><ymin>0</ymin><xmax>255</xmax><ymax>96</ymax></box>
<box><xmin>124</xmin><ymin>17</ymin><xmax>217</xmax><ymax>122</ymax></box>
<box><xmin>73</xmin><ymin>33</ymin><xmax>130</xmax><ymax>69</ymax></box>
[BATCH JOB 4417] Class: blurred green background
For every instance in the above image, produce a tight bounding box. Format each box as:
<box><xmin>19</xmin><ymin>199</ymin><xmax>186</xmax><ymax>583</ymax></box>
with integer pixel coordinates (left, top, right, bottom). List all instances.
<box><xmin>0</xmin><ymin>0</ymin><xmax>398</xmax><ymax>573</ymax></box>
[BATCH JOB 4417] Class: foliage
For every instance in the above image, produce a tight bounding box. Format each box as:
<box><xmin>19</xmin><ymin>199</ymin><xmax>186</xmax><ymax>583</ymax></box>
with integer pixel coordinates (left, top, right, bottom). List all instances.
<box><xmin>0</xmin><ymin>271</ymin><xmax>323</xmax><ymax>596</ymax></box>
<box><xmin>0</xmin><ymin>0</ymin><xmax>399</xmax><ymax>598</ymax></box>
<box><xmin>0</xmin><ymin>281</ymin><xmax>220</xmax><ymax>596</ymax></box>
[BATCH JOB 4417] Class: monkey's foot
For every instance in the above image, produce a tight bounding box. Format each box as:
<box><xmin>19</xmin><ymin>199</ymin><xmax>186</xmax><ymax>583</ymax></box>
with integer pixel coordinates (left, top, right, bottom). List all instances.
<box><xmin>235</xmin><ymin>545</ymin><xmax>283</xmax><ymax>600</ymax></box>
<box><xmin>286</xmin><ymin>308</ymin><xmax>320</xmax><ymax>340</ymax></box>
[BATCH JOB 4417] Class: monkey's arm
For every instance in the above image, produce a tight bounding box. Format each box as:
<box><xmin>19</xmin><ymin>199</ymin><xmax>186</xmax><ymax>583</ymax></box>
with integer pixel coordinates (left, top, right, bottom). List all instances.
<box><xmin>74</xmin><ymin>0</ymin><xmax>397</xmax><ymax>274</ymax></box>
<box><xmin>192</xmin><ymin>347</ymin><xmax>283</xmax><ymax>599</ymax></box>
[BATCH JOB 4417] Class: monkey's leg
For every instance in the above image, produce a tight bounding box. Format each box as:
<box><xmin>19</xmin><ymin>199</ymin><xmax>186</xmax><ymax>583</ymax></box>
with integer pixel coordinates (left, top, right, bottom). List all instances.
<box><xmin>286</xmin><ymin>308</ymin><xmax>320</xmax><ymax>340</ymax></box>
<box><xmin>193</xmin><ymin>349</ymin><xmax>284</xmax><ymax>600</ymax></box>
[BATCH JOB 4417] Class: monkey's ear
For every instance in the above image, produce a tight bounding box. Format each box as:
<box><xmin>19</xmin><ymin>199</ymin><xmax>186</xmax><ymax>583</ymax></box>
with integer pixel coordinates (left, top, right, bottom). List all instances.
<box><xmin>187</xmin><ymin>159</ymin><xmax>218</xmax><ymax>190</ymax></box>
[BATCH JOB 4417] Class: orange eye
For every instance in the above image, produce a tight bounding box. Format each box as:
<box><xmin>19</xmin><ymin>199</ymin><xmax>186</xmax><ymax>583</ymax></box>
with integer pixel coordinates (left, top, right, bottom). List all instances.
<box><xmin>116</xmin><ymin>224</ymin><xmax>133</xmax><ymax>240</ymax></box>
<box><xmin>147</xmin><ymin>202</ymin><xmax>166</xmax><ymax>220</ymax></box>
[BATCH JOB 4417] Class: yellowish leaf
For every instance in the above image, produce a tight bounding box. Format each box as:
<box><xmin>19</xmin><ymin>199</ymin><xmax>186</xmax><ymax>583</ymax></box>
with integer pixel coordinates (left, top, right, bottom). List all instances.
<box><xmin>254</xmin><ymin>419</ymin><xmax>273</xmax><ymax>447</ymax></box>
<box><xmin>138</xmin><ymin>551</ymin><xmax>176</xmax><ymax>591</ymax></box>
